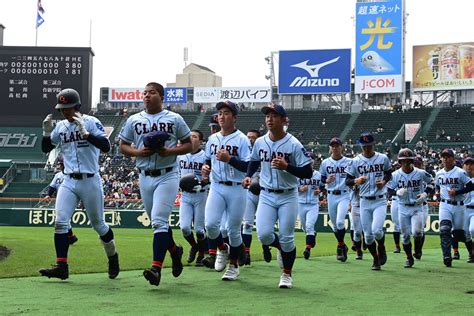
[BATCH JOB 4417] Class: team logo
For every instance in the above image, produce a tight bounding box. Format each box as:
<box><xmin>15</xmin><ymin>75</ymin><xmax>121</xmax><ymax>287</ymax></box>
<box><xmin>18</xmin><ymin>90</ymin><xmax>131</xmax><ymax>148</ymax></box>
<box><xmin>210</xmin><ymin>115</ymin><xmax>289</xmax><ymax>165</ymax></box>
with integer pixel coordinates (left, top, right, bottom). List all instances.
<box><xmin>290</xmin><ymin>57</ymin><xmax>341</xmax><ymax>87</ymax></box>
<box><xmin>95</xmin><ymin>122</ymin><xmax>105</xmax><ymax>132</ymax></box>
<box><xmin>59</xmin><ymin>95</ymin><xmax>68</xmax><ymax>103</ymax></box>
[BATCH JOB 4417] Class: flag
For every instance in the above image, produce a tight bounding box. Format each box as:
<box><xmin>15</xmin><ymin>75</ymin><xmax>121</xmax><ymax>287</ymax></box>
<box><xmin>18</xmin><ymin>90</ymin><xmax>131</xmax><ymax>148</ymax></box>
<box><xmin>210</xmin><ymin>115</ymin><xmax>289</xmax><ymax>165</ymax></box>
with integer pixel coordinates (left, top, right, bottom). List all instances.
<box><xmin>36</xmin><ymin>0</ymin><xmax>45</xmax><ymax>28</ymax></box>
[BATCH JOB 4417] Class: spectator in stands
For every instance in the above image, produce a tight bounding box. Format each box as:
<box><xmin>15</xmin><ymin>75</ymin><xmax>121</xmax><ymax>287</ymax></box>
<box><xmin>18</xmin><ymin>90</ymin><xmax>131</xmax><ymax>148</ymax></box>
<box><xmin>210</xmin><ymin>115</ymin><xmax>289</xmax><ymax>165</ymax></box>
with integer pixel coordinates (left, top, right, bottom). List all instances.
<box><xmin>322</xmin><ymin>118</ymin><xmax>326</xmax><ymax>127</ymax></box>
<box><xmin>377</xmin><ymin>124</ymin><xmax>384</xmax><ymax>133</ymax></box>
<box><xmin>455</xmin><ymin>133</ymin><xmax>461</xmax><ymax>142</ymax></box>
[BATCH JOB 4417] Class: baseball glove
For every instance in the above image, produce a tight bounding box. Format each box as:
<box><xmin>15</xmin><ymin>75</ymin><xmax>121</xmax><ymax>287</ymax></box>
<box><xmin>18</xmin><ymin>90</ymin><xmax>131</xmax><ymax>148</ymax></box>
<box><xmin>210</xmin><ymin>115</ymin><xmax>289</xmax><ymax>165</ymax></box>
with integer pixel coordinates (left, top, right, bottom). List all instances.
<box><xmin>248</xmin><ymin>177</ymin><xmax>261</xmax><ymax>195</ymax></box>
<box><xmin>143</xmin><ymin>131</ymin><xmax>170</xmax><ymax>149</ymax></box>
<box><xmin>179</xmin><ymin>173</ymin><xmax>201</xmax><ymax>193</ymax></box>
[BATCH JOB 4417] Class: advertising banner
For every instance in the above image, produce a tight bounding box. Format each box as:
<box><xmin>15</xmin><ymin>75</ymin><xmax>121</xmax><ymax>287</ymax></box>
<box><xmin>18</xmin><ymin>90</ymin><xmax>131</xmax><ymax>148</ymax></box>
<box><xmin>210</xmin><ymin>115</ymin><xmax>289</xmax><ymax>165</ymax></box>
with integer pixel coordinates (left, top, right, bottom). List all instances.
<box><xmin>278</xmin><ymin>49</ymin><xmax>351</xmax><ymax>94</ymax></box>
<box><xmin>164</xmin><ymin>87</ymin><xmax>187</xmax><ymax>104</ymax></box>
<box><xmin>108</xmin><ymin>88</ymin><xmax>142</xmax><ymax>103</ymax></box>
<box><xmin>0</xmin><ymin>208</ymin><xmax>441</xmax><ymax>234</ymax></box>
<box><xmin>193</xmin><ymin>87</ymin><xmax>271</xmax><ymax>103</ymax></box>
<box><xmin>355</xmin><ymin>0</ymin><xmax>404</xmax><ymax>93</ymax></box>
<box><xmin>413</xmin><ymin>42</ymin><xmax>474</xmax><ymax>91</ymax></box>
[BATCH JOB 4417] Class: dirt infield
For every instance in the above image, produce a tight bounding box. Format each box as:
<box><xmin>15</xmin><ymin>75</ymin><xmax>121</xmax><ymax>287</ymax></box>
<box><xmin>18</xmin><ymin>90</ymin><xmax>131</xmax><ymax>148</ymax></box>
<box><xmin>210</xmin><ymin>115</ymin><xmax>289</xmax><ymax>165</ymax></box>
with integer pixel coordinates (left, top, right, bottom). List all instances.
<box><xmin>0</xmin><ymin>245</ymin><xmax>11</xmax><ymax>261</ymax></box>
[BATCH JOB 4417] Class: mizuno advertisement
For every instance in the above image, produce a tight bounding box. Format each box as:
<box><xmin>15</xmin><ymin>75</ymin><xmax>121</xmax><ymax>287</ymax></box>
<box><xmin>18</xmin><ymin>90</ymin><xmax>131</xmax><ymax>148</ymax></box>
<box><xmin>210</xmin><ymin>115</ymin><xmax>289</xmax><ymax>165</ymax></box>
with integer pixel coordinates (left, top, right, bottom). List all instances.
<box><xmin>278</xmin><ymin>49</ymin><xmax>351</xmax><ymax>94</ymax></box>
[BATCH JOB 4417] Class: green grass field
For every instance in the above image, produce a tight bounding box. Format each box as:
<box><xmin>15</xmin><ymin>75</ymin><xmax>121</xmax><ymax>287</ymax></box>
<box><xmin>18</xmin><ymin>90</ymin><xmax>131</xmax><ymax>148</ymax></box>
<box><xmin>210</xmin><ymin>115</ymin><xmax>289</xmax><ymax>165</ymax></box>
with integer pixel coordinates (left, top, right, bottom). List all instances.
<box><xmin>1</xmin><ymin>227</ymin><xmax>473</xmax><ymax>315</ymax></box>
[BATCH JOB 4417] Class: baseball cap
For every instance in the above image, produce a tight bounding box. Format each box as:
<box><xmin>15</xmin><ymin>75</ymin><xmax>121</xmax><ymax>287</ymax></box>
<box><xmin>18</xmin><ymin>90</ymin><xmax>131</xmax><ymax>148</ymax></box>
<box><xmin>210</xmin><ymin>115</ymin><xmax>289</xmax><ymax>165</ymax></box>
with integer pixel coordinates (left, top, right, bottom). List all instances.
<box><xmin>209</xmin><ymin>112</ymin><xmax>219</xmax><ymax>126</ymax></box>
<box><xmin>261</xmin><ymin>103</ymin><xmax>287</xmax><ymax>117</ymax></box>
<box><xmin>358</xmin><ymin>132</ymin><xmax>375</xmax><ymax>146</ymax></box>
<box><xmin>463</xmin><ymin>157</ymin><xmax>474</xmax><ymax>164</ymax></box>
<box><xmin>216</xmin><ymin>101</ymin><xmax>238</xmax><ymax>115</ymax></box>
<box><xmin>440</xmin><ymin>148</ymin><xmax>455</xmax><ymax>157</ymax></box>
<box><xmin>329</xmin><ymin>137</ymin><xmax>343</xmax><ymax>146</ymax></box>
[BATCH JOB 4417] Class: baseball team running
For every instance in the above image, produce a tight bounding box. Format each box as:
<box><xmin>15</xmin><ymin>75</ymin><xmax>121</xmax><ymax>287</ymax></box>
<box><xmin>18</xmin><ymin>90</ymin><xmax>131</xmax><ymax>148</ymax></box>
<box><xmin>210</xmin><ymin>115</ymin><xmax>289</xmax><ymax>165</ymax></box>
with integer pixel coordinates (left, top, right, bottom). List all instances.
<box><xmin>39</xmin><ymin>83</ymin><xmax>474</xmax><ymax>289</ymax></box>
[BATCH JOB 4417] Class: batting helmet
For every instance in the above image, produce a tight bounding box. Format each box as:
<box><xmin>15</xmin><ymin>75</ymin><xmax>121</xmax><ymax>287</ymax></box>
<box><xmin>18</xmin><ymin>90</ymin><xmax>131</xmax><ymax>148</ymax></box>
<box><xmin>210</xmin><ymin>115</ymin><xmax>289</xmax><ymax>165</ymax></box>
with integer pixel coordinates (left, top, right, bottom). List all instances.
<box><xmin>143</xmin><ymin>131</ymin><xmax>170</xmax><ymax>149</ymax></box>
<box><xmin>397</xmin><ymin>148</ymin><xmax>415</xmax><ymax>161</ymax></box>
<box><xmin>248</xmin><ymin>177</ymin><xmax>261</xmax><ymax>195</ymax></box>
<box><xmin>55</xmin><ymin>88</ymin><xmax>81</xmax><ymax>110</ymax></box>
<box><xmin>179</xmin><ymin>173</ymin><xmax>200</xmax><ymax>193</ymax></box>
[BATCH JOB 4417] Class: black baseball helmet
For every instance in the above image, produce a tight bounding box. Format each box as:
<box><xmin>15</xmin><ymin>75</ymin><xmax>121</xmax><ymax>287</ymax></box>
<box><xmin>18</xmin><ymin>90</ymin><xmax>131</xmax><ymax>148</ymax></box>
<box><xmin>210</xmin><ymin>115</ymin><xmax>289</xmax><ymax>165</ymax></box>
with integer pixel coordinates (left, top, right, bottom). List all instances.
<box><xmin>55</xmin><ymin>88</ymin><xmax>81</xmax><ymax>110</ymax></box>
<box><xmin>397</xmin><ymin>148</ymin><xmax>415</xmax><ymax>161</ymax></box>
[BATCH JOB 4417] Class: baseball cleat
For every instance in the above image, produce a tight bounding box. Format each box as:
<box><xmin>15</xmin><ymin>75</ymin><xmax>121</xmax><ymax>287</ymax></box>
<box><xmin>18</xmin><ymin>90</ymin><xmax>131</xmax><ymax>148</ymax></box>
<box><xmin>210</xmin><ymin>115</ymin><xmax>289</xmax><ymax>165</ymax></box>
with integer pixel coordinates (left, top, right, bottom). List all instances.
<box><xmin>303</xmin><ymin>248</ymin><xmax>310</xmax><ymax>260</ymax></box>
<box><xmin>68</xmin><ymin>235</ymin><xmax>78</xmax><ymax>245</ymax></box>
<box><xmin>143</xmin><ymin>267</ymin><xmax>161</xmax><ymax>286</ymax></box>
<box><xmin>39</xmin><ymin>263</ymin><xmax>69</xmax><ymax>280</ymax></box>
<box><xmin>215</xmin><ymin>244</ymin><xmax>229</xmax><ymax>272</ymax></box>
<box><xmin>404</xmin><ymin>256</ymin><xmax>414</xmax><ymax>268</ymax></box>
<box><xmin>336</xmin><ymin>246</ymin><xmax>344</xmax><ymax>261</ymax></box>
<box><xmin>108</xmin><ymin>253</ymin><xmax>120</xmax><ymax>279</ymax></box>
<box><xmin>341</xmin><ymin>245</ymin><xmax>349</xmax><ymax>262</ymax></box>
<box><xmin>187</xmin><ymin>244</ymin><xmax>199</xmax><ymax>263</ymax></box>
<box><xmin>262</xmin><ymin>245</ymin><xmax>272</xmax><ymax>263</ymax></box>
<box><xmin>279</xmin><ymin>273</ymin><xmax>292</xmax><ymax>289</ymax></box>
<box><xmin>413</xmin><ymin>251</ymin><xmax>423</xmax><ymax>260</ymax></box>
<box><xmin>355</xmin><ymin>250</ymin><xmax>363</xmax><ymax>260</ymax></box>
<box><xmin>201</xmin><ymin>255</ymin><xmax>215</xmax><ymax>269</ymax></box>
<box><xmin>378</xmin><ymin>247</ymin><xmax>387</xmax><ymax>266</ymax></box>
<box><xmin>195</xmin><ymin>255</ymin><xmax>204</xmax><ymax>267</ymax></box>
<box><xmin>443</xmin><ymin>256</ymin><xmax>452</xmax><ymax>267</ymax></box>
<box><xmin>393</xmin><ymin>247</ymin><xmax>401</xmax><ymax>253</ymax></box>
<box><xmin>453</xmin><ymin>251</ymin><xmax>460</xmax><ymax>260</ymax></box>
<box><xmin>371</xmin><ymin>258</ymin><xmax>381</xmax><ymax>271</ymax></box>
<box><xmin>170</xmin><ymin>245</ymin><xmax>184</xmax><ymax>277</ymax></box>
<box><xmin>351</xmin><ymin>243</ymin><xmax>357</xmax><ymax>252</ymax></box>
<box><xmin>221</xmin><ymin>264</ymin><xmax>239</xmax><ymax>281</ymax></box>
<box><xmin>277</xmin><ymin>250</ymin><xmax>284</xmax><ymax>269</ymax></box>
<box><xmin>467</xmin><ymin>254</ymin><xmax>474</xmax><ymax>263</ymax></box>
<box><xmin>244</xmin><ymin>253</ymin><xmax>251</xmax><ymax>266</ymax></box>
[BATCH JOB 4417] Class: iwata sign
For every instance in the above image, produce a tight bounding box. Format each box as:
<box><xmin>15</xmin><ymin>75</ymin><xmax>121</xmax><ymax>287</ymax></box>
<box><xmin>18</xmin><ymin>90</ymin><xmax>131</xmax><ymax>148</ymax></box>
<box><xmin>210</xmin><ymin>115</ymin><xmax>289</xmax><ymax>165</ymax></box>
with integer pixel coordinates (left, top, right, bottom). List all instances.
<box><xmin>108</xmin><ymin>88</ymin><xmax>143</xmax><ymax>103</ymax></box>
<box><xmin>278</xmin><ymin>49</ymin><xmax>351</xmax><ymax>94</ymax></box>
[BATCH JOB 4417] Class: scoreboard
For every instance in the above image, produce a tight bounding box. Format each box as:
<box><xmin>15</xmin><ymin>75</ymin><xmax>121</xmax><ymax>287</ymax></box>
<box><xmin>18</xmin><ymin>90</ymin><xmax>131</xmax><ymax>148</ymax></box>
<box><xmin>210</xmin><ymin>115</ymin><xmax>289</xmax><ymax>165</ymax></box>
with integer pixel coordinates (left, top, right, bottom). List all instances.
<box><xmin>0</xmin><ymin>46</ymin><xmax>93</xmax><ymax>127</ymax></box>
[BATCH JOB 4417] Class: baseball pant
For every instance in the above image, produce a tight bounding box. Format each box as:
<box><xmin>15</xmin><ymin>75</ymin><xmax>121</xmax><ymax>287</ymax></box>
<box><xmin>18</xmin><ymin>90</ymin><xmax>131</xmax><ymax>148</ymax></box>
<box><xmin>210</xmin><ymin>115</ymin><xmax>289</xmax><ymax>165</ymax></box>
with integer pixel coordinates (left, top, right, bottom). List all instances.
<box><xmin>179</xmin><ymin>191</ymin><xmax>207</xmax><ymax>237</ymax></box>
<box><xmin>360</xmin><ymin>198</ymin><xmax>387</xmax><ymax>245</ymax></box>
<box><xmin>205</xmin><ymin>183</ymin><xmax>246</xmax><ymax>247</ymax></box>
<box><xmin>256</xmin><ymin>190</ymin><xmax>298</xmax><ymax>253</ymax></box>
<box><xmin>439</xmin><ymin>202</ymin><xmax>465</xmax><ymax>230</ymax></box>
<box><xmin>464</xmin><ymin>207</ymin><xmax>474</xmax><ymax>242</ymax></box>
<box><xmin>55</xmin><ymin>174</ymin><xmax>109</xmax><ymax>236</ymax></box>
<box><xmin>350</xmin><ymin>203</ymin><xmax>362</xmax><ymax>242</ymax></box>
<box><xmin>298</xmin><ymin>202</ymin><xmax>319</xmax><ymax>236</ymax></box>
<box><xmin>242</xmin><ymin>191</ymin><xmax>259</xmax><ymax>235</ymax></box>
<box><xmin>398</xmin><ymin>204</ymin><xmax>424</xmax><ymax>245</ymax></box>
<box><xmin>139</xmin><ymin>171</ymin><xmax>179</xmax><ymax>233</ymax></box>
<box><xmin>391</xmin><ymin>199</ymin><xmax>400</xmax><ymax>233</ymax></box>
<box><xmin>422</xmin><ymin>203</ymin><xmax>429</xmax><ymax>229</ymax></box>
<box><xmin>327</xmin><ymin>193</ymin><xmax>350</xmax><ymax>231</ymax></box>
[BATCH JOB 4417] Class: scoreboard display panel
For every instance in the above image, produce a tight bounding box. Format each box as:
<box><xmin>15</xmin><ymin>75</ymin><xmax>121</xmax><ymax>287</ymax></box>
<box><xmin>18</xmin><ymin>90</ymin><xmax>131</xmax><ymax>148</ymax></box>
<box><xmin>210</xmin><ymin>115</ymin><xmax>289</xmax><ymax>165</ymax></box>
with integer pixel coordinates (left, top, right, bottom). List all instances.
<box><xmin>0</xmin><ymin>46</ymin><xmax>93</xmax><ymax>126</ymax></box>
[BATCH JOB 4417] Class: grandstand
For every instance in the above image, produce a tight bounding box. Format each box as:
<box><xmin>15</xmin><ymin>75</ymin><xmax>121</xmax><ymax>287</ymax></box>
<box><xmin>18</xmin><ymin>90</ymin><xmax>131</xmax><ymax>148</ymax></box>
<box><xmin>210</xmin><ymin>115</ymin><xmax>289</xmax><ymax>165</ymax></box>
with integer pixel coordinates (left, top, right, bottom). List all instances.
<box><xmin>425</xmin><ymin>106</ymin><xmax>474</xmax><ymax>144</ymax></box>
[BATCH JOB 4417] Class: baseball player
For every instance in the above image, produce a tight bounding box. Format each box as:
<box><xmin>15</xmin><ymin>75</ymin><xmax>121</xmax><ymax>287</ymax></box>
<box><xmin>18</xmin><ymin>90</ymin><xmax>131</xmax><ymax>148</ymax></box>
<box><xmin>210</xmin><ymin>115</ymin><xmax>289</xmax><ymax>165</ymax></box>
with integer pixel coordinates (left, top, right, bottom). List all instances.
<box><xmin>390</xmin><ymin>162</ymin><xmax>401</xmax><ymax>254</ymax></box>
<box><xmin>119</xmin><ymin>82</ymin><xmax>192</xmax><ymax>286</ymax></box>
<box><xmin>346</xmin><ymin>132</ymin><xmax>392</xmax><ymax>271</ymax></box>
<box><xmin>451</xmin><ymin>158</ymin><xmax>466</xmax><ymax>260</ymax></box>
<box><xmin>39</xmin><ymin>88</ymin><xmax>119</xmax><ymax>280</ymax></box>
<box><xmin>178</xmin><ymin>130</ymin><xmax>208</xmax><ymax>267</ymax></box>
<box><xmin>386</xmin><ymin>149</ymin><xmax>433</xmax><ymax>268</ymax></box>
<box><xmin>241</xmin><ymin>129</ymin><xmax>261</xmax><ymax>265</ymax></box>
<box><xmin>201</xmin><ymin>101</ymin><xmax>251</xmax><ymax>281</ymax></box>
<box><xmin>463</xmin><ymin>157</ymin><xmax>474</xmax><ymax>263</ymax></box>
<box><xmin>320</xmin><ymin>137</ymin><xmax>352</xmax><ymax>262</ymax></box>
<box><xmin>200</xmin><ymin>112</ymin><xmax>233</xmax><ymax>270</ymax></box>
<box><xmin>44</xmin><ymin>157</ymin><xmax>78</xmax><ymax>245</ymax></box>
<box><xmin>242</xmin><ymin>103</ymin><xmax>313</xmax><ymax>289</ymax></box>
<box><xmin>435</xmin><ymin>148</ymin><xmax>474</xmax><ymax>267</ymax></box>
<box><xmin>413</xmin><ymin>155</ymin><xmax>431</xmax><ymax>258</ymax></box>
<box><xmin>298</xmin><ymin>164</ymin><xmax>323</xmax><ymax>260</ymax></box>
<box><xmin>349</xmin><ymin>185</ymin><xmax>364</xmax><ymax>259</ymax></box>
